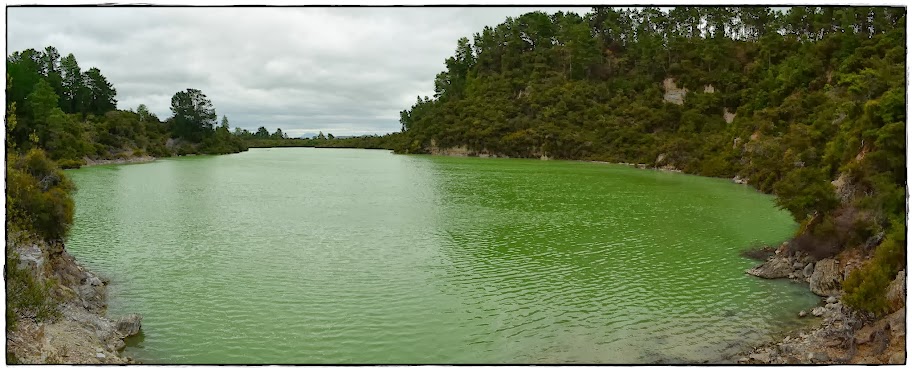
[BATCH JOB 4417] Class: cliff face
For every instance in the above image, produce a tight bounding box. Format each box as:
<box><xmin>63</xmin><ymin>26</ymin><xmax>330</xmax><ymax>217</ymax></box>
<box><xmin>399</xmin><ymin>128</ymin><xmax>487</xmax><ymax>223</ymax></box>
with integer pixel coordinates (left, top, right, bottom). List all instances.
<box><xmin>6</xmin><ymin>233</ymin><xmax>142</xmax><ymax>364</ymax></box>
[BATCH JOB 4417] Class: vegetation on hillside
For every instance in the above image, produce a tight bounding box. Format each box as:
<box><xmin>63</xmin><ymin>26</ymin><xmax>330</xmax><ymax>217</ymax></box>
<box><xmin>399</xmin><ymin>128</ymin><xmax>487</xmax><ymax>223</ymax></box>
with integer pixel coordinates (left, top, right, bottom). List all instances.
<box><xmin>6</xmin><ymin>47</ymin><xmax>248</xmax><ymax>168</ymax></box>
<box><xmin>390</xmin><ymin>6</ymin><xmax>906</xmax><ymax>315</ymax></box>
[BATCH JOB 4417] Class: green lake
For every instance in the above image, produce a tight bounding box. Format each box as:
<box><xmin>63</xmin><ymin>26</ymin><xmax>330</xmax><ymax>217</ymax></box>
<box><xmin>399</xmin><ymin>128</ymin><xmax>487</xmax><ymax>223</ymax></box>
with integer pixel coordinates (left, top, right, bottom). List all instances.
<box><xmin>65</xmin><ymin>148</ymin><xmax>819</xmax><ymax>364</ymax></box>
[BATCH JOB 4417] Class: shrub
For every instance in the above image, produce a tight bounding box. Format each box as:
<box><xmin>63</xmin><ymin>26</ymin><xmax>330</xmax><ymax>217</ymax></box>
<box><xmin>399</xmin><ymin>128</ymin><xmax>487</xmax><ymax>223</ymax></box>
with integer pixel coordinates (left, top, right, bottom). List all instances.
<box><xmin>5</xmin><ymin>251</ymin><xmax>60</xmax><ymax>328</ymax></box>
<box><xmin>5</xmin><ymin>149</ymin><xmax>76</xmax><ymax>242</ymax></box>
<box><xmin>56</xmin><ymin>158</ymin><xmax>85</xmax><ymax>169</ymax></box>
<box><xmin>843</xmin><ymin>220</ymin><xmax>906</xmax><ymax>316</ymax></box>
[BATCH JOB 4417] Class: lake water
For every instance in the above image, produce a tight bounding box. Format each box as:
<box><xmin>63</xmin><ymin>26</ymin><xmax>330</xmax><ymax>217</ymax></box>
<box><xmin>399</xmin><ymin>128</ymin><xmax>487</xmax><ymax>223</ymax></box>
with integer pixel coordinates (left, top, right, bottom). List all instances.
<box><xmin>66</xmin><ymin>148</ymin><xmax>819</xmax><ymax>364</ymax></box>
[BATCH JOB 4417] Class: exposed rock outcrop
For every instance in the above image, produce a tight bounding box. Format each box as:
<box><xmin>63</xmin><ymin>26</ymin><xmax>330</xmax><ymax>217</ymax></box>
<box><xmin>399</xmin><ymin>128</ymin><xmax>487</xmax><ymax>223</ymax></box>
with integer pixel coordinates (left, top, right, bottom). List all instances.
<box><xmin>82</xmin><ymin>156</ymin><xmax>156</xmax><ymax>167</ymax></box>
<box><xmin>746</xmin><ymin>256</ymin><xmax>792</xmax><ymax>279</ymax></box>
<box><xmin>810</xmin><ymin>258</ymin><xmax>842</xmax><ymax>296</ymax></box>
<box><xmin>662</xmin><ymin>78</ymin><xmax>687</xmax><ymax>105</ymax></box>
<box><xmin>6</xmin><ymin>234</ymin><xmax>140</xmax><ymax>364</ymax></box>
<box><xmin>723</xmin><ymin>108</ymin><xmax>736</xmax><ymax>124</ymax></box>
<box><xmin>887</xmin><ymin>270</ymin><xmax>906</xmax><ymax>311</ymax></box>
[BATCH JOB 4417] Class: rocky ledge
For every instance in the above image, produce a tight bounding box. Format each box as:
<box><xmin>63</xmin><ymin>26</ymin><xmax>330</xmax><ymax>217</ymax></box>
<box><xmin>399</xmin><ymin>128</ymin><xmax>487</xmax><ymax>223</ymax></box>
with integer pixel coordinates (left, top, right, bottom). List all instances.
<box><xmin>739</xmin><ymin>242</ymin><xmax>905</xmax><ymax>364</ymax></box>
<box><xmin>6</xmin><ymin>235</ymin><xmax>143</xmax><ymax>364</ymax></box>
<box><xmin>82</xmin><ymin>155</ymin><xmax>156</xmax><ymax>167</ymax></box>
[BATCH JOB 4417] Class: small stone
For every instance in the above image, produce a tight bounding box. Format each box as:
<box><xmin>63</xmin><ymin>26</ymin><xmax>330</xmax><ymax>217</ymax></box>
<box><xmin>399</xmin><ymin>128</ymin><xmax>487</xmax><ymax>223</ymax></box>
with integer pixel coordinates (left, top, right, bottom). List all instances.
<box><xmin>750</xmin><ymin>352</ymin><xmax>771</xmax><ymax>363</ymax></box>
<box><xmin>798</xmin><ymin>310</ymin><xmax>807</xmax><ymax>318</ymax></box>
<box><xmin>807</xmin><ymin>352</ymin><xmax>829</xmax><ymax>362</ymax></box>
<box><xmin>96</xmin><ymin>352</ymin><xmax>106</xmax><ymax>359</ymax></box>
<box><xmin>793</xmin><ymin>262</ymin><xmax>804</xmax><ymax>270</ymax></box>
<box><xmin>812</xmin><ymin>307</ymin><xmax>827</xmax><ymax>317</ymax></box>
<box><xmin>826</xmin><ymin>296</ymin><xmax>838</xmax><ymax>304</ymax></box>
<box><xmin>738</xmin><ymin>357</ymin><xmax>749</xmax><ymax>363</ymax></box>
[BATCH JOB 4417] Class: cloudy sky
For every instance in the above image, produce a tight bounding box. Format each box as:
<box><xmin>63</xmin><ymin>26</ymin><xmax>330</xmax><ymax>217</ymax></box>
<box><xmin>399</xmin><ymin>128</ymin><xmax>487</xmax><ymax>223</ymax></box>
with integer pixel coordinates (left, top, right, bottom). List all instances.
<box><xmin>7</xmin><ymin>6</ymin><xmax>588</xmax><ymax>137</ymax></box>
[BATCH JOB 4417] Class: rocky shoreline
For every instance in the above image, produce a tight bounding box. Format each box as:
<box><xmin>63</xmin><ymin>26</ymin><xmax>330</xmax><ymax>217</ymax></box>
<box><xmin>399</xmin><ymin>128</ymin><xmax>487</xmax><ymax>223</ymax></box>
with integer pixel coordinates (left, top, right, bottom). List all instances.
<box><xmin>6</xmin><ymin>233</ymin><xmax>143</xmax><ymax>364</ymax></box>
<box><xmin>82</xmin><ymin>155</ymin><xmax>157</xmax><ymax>167</ymax></box>
<box><xmin>737</xmin><ymin>242</ymin><xmax>905</xmax><ymax>364</ymax></box>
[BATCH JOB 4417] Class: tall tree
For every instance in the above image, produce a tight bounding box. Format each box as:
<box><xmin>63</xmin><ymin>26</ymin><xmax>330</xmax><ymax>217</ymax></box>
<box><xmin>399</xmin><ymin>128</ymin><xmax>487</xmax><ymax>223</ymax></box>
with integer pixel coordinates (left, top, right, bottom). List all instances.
<box><xmin>170</xmin><ymin>88</ymin><xmax>217</xmax><ymax>142</ymax></box>
<box><xmin>59</xmin><ymin>53</ymin><xmax>85</xmax><ymax>114</ymax></box>
<box><xmin>83</xmin><ymin>67</ymin><xmax>117</xmax><ymax>116</ymax></box>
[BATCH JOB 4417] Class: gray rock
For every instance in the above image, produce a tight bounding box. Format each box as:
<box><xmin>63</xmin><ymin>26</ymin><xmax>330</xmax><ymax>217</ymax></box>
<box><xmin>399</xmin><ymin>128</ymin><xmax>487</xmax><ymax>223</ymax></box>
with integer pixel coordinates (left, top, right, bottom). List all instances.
<box><xmin>803</xmin><ymin>263</ymin><xmax>814</xmax><ymax>277</ymax></box>
<box><xmin>809</xmin><ymin>258</ymin><xmax>842</xmax><ymax>296</ymax></box>
<box><xmin>888</xmin><ymin>308</ymin><xmax>905</xmax><ymax>338</ymax></box>
<box><xmin>96</xmin><ymin>352</ymin><xmax>106</xmax><ymax>359</ymax></box>
<box><xmin>826</xmin><ymin>296</ymin><xmax>838</xmax><ymax>304</ymax></box>
<box><xmin>750</xmin><ymin>352</ymin><xmax>771</xmax><ymax>363</ymax></box>
<box><xmin>812</xmin><ymin>307</ymin><xmax>827</xmax><ymax>317</ymax></box>
<box><xmin>865</xmin><ymin>231</ymin><xmax>885</xmax><ymax>249</ymax></box>
<box><xmin>887</xmin><ymin>270</ymin><xmax>905</xmax><ymax>309</ymax></box>
<box><xmin>793</xmin><ymin>262</ymin><xmax>804</xmax><ymax>270</ymax></box>
<box><xmin>825</xmin><ymin>302</ymin><xmax>843</xmax><ymax>312</ymax></box>
<box><xmin>86</xmin><ymin>275</ymin><xmax>103</xmax><ymax>287</ymax></box>
<box><xmin>115</xmin><ymin>314</ymin><xmax>142</xmax><ymax>338</ymax></box>
<box><xmin>798</xmin><ymin>310</ymin><xmax>807</xmax><ymax>318</ymax></box>
<box><xmin>807</xmin><ymin>352</ymin><xmax>829</xmax><ymax>362</ymax></box>
<box><xmin>747</xmin><ymin>257</ymin><xmax>792</xmax><ymax>279</ymax></box>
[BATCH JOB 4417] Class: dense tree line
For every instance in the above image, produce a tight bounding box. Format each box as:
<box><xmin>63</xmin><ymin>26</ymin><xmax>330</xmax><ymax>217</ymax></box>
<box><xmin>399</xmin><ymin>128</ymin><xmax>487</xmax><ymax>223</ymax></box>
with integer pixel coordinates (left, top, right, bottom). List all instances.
<box><xmin>235</xmin><ymin>126</ymin><xmax>401</xmax><ymax>150</ymax></box>
<box><xmin>6</xmin><ymin>47</ymin><xmax>247</xmax><ymax>168</ymax></box>
<box><xmin>393</xmin><ymin>6</ymin><xmax>906</xmax><ymax>315</ymax></box>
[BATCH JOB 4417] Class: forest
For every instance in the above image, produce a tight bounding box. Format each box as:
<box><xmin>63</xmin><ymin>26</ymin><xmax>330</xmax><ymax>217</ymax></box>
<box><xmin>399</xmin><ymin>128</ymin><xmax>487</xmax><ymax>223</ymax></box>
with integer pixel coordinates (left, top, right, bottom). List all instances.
<box><xmin>391</xmin><ymin>6</ymin><xmax>906</xmax><ymax>316</ymax></box>
<box><xmin>6</xmin><ymin>47</ymin><xmax>248</xmax><ymax>170</ymax></box>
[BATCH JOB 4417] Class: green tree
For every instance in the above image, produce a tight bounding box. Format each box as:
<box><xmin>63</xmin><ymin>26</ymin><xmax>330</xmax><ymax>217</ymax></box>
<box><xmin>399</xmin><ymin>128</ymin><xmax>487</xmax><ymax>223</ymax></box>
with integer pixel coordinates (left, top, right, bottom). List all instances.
<box><xmin>59</xmin><ymin>53</ymin><xmax>85</xmax><ymax>114</ymax></box>
<box><xmin>83</xmin><ymin>67</ymin><xmax>117</xmax><ymax>116</ymax></box>
<box><xmin>170</xmin><ymin>88</ymin><xmax>217</xmax><ymax>142</ymax></box>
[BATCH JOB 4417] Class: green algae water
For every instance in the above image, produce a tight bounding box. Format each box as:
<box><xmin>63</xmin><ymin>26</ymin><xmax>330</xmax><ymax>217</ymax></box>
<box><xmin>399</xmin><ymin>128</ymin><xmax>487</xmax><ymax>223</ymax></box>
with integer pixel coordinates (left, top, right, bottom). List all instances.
<box><xmin>66</xmin><ymin>148</ymin><xmax>818</xmax><ymax>364</ymax></box>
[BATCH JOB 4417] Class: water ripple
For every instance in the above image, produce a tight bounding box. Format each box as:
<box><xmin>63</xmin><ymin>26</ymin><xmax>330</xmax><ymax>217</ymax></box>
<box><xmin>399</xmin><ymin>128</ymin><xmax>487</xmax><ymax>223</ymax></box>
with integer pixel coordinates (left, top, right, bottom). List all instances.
<box><xmin>64</xmin><ymin>149</ymin><xmax>819</xmax><ymax>364</ymax></box>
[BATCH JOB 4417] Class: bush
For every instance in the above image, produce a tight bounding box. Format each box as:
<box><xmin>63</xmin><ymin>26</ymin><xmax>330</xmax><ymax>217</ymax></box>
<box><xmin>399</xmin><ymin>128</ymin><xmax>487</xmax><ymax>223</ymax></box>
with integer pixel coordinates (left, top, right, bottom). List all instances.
<box><xmin>5</xmin><ymin>250</ymin><xmax>60</xmax><ymax>328</ymax></box>
<box><xmin>5</xmin><ymin>149</ymin><xmax>76</xmax><ymax>242</ymax></box>
<box><xmin>56</xmin><ymin>158</ymin><xmax>85</xmax><ymax>169</ymax></box>
<box><xmin>843</xmin><ymin>220</ymin><xmax>906</xmax><ymax>316</ymax></box>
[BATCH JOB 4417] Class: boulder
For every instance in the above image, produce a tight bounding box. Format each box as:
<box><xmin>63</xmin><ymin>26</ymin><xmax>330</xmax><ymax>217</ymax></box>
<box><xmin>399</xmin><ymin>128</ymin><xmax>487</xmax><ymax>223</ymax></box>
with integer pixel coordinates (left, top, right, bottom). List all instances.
<box><xmin>887</xmin><ymin>307</ymin><xmax>905</xmax><ymax>338</ymax></box>
<box><xmin>887</xmin><ymin>270</ymin><xmax>905</xmax><ymax>310</ymax></box>
<box><xmin>747</xmin><ymin>257</ymin><xmax>792</xmax><ymax>279</ymax></box>
<box><xmin>115</xmin><ymin>314</ymin><xmax>142</xmax><ymax>338</ymax></box>
<box><xmin>809</xmin><ymin>258</ymin><xmax>841</xmax><ymax>296</ymax></box>
<box><xmin>803</xmin><ymin>263</ymin><xmax>814</xmax><ymax>278</ymax></box>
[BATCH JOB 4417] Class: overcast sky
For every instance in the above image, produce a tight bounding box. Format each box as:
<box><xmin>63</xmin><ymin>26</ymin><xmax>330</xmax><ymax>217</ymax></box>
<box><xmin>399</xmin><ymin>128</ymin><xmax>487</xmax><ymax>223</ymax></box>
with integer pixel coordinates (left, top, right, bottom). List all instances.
<box><xmin>7</xmin><ymin>7</ymin><xmax>588</xmax><ymax>137</ymax></box>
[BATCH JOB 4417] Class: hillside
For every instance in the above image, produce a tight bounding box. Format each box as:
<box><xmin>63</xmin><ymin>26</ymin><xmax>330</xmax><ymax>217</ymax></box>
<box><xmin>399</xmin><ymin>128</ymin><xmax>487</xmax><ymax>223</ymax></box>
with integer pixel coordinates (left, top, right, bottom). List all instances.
<box><xmin>391</xmin><ymin>6</ymin><xmax>906</xmax><ymax>319</ymax></box>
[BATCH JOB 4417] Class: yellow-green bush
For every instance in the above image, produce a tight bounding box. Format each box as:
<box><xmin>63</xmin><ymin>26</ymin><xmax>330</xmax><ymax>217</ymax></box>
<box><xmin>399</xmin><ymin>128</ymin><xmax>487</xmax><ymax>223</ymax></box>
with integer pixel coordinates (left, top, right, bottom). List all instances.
<box><xmin>5</xmin><ymin>251</ymin><xmax>60</xmax><ymax>328</ymax></box>
<box><xmin>5</xmin><ymin>149</ymin><xmax>76</xmax><ymax>242</ymax></box>
<box><xmin>843</xmin><ymin>220</ymin><xmax>906</xmax><ymax>316</ymax></box>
